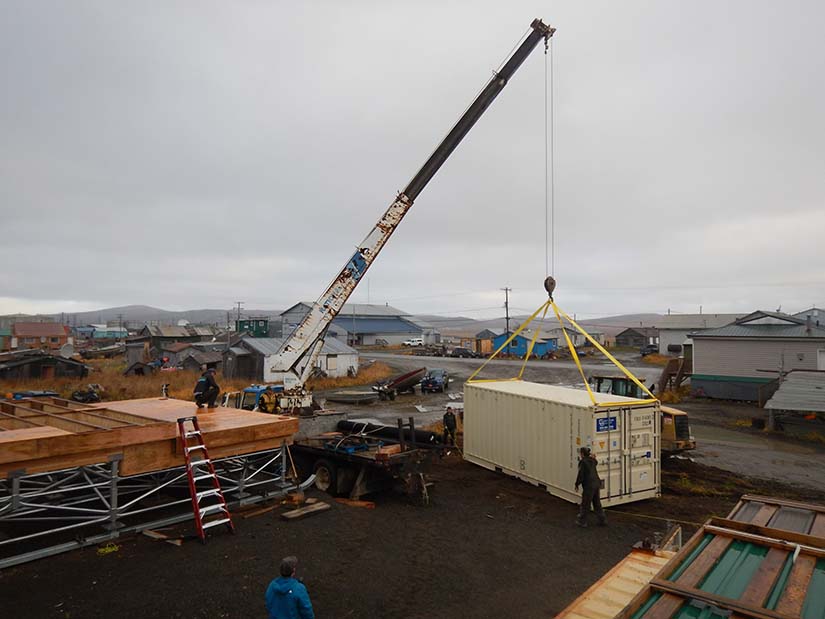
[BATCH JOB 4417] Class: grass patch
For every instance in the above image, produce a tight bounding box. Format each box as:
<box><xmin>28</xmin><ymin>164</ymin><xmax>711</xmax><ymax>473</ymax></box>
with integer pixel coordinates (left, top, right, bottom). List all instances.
<box><xmin>641</xmin><ymin>353</ymin><xmax>671</xmax><ymax>367</ymax></box>
<box><xmin>306</xmin><ymin>362</ymin><xmax>394</xmax><ymax>390</ymax></box>
<box><xmin>669</xmin><ymin>473</ymin><xmax>726</xmax><ymax>497</ymax></box>
<box><xmin>659</xmin><ymin>385</ymin><xmax>691</xmax><ymax>404</ymax></box>
<box><xmin>1</xmin><ymin>360</ymin><xmax>395</xmax><ymax>402</ymax></box>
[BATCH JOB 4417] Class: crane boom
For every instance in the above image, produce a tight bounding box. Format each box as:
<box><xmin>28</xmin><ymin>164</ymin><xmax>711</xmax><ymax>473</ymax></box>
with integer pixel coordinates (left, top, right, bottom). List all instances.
<box><xmin>269</xmin><ymin>18</ymin><xmax>555</xmax><ymax>397</ymax></box>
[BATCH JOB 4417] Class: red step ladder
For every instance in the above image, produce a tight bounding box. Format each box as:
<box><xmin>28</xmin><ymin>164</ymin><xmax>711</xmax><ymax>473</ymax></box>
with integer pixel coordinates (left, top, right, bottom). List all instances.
<box><xmin>177</xmin><ymin>416</ymin><xmax>235</xmax><ymax>542</ymax></box>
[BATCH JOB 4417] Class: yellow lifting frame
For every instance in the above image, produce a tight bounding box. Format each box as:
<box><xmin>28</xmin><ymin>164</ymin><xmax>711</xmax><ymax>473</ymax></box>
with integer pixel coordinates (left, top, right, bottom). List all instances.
<box><xmin>466</xmin><ymin>298</ymin><xmax>658</xmax><ymax>408</ymax></box>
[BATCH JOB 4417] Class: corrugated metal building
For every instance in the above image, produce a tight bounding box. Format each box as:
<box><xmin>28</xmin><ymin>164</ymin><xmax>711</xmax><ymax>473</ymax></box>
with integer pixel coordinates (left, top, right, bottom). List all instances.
<box><xmin>691</xmin><ymin>310</ymin><xmax>825</xmax><ymax>401</ymax></box>
<box><xmin>280</xmin><ymin>302</ymin><xmax>423</xmax><ymax>346</ymax></box>
<box><xmin>222</xmin><ymin>335</ymin><xmax>359</xmax><ymax>381</ymax></box>
<box><xmin>657</xmin><ymin>313</ymin><xmax>744</xmax><ymax>355</ymax></box>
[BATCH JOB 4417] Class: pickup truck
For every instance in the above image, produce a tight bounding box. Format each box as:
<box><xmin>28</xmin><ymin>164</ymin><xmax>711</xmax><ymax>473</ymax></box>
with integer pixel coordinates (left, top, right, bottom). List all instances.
<box><xmin>402</xmin><ymin>338</ymin><xmax>424</xmax><ymax>347</ymax></box>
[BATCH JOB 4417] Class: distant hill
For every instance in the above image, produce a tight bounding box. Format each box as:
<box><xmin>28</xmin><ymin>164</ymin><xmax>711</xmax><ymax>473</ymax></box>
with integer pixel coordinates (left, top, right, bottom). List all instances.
<box><xmin>31</xmin><ymin>304</ymin><xmax>663</xmax><ymax>336</ymax></box>
<box><xmin>432</xmin><ymin>313</ymin><xmax>664</xmax><ymax>337</ymax></box>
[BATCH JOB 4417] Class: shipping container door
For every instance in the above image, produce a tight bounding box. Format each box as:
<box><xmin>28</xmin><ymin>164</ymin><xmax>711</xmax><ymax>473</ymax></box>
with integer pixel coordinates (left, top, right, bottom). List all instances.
<box><xmin>624</xmin><ymin>407</ymin><xmax>657</xmax><ymax>495</ymax></box>
<box><xmin>593</xmin><ymin>410</ymin><xmax>624</xmax><ymax>500</ymax></box>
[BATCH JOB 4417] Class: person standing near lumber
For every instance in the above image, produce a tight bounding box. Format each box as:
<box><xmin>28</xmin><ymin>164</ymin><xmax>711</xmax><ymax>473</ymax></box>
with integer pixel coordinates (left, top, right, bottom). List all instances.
<box><xmin>442</xmin><ymin>406</ymin><xmax>457</xmax><ymax>446</ymax></box>
<box><xmin>193</xmin><ymin>367</ymin><xmax>220</xmax><ymax>410</ymax></box>
<box><xmin>574</xmin><ymin>446</ymin><xmax>606</xmax><ymax>527</ymax></box>
<box><xmin>265</xmin><ymin>556</ymin><xmax>315</xmax><ymax>619</ymax></box>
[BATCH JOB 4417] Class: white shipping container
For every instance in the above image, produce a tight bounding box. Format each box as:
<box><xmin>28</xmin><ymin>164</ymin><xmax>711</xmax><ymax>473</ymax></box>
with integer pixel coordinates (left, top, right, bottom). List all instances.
<box><xmin>464</xmin><ymin>381</ymin><xmax>660</xmax><ymax>507</ymax></box>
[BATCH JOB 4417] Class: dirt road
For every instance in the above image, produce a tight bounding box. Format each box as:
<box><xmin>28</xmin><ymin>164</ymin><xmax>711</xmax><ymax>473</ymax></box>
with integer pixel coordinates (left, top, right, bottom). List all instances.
<box><xmin>688</xmin><ymin>423</ymin><xmax>825</xmax><ymax>491</ymax></box>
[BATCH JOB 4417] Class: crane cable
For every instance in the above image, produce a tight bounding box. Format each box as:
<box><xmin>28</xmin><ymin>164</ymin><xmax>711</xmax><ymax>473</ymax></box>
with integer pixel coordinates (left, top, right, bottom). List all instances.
<box><xmin>544</xmin><ymin>34</ymin><xmax>555</xmax><ymax>279</ymax></box>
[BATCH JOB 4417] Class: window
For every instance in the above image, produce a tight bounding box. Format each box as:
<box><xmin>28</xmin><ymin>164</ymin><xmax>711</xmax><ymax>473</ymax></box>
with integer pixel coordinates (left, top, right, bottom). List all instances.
<box><xmin>50</xmin><ymin>337</ymin><xmax>60</xmax><ymax>343</ymax></box>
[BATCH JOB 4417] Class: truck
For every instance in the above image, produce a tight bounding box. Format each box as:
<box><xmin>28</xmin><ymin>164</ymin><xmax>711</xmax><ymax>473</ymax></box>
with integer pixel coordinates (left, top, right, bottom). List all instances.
<box><xmin>588</xmin><ymin>375</ymin><xmax>696</xmax><ymax>454</ymax></box>
<box><xmin>289</xmin><ymin>419</ymin><xmax>441</xmax><ymax>500</ymax></box>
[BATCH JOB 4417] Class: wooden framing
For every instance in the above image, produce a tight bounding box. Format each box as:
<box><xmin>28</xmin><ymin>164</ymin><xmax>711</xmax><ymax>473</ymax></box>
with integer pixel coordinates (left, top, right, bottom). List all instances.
<box><xmin>0</xmin><ymin>397</ymin><xmax>298</xmax><ymax>478</ymax></box>
<box><xmin>616</xmin><ymin>495</ymin><xmax>825</xmax><ymax>619</ymax></box>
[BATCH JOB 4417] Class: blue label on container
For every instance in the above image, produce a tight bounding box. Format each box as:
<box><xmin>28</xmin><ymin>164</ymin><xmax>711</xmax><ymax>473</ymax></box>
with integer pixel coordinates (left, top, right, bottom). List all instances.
<box><xmin>596</xmin><ymin>417</ymin><xmax>617</xmax><ymax>432</ymax></box>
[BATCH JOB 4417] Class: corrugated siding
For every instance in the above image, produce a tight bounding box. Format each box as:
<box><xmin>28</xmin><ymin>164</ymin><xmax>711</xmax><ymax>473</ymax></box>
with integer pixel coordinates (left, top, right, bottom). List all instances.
<box><xmin>464</xmin><ymin>382</ymin><xmax>659</xmax><ymax>507</ymax></box>
<box><xmin>694</xmin><ymin>339</ymin><xmax>823</xmax><ymax>378</ymax></box>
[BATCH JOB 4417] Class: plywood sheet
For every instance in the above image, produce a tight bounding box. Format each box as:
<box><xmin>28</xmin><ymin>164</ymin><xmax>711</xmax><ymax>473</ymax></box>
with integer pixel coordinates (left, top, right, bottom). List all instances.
<box><xmin>556</xmin><ymin>550</ymin><xmax>673</xmax><ymax>619</ymax></box>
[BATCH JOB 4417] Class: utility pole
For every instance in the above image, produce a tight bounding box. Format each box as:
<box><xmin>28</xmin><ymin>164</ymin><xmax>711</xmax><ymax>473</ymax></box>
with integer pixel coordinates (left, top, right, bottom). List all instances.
<box><xmin>502</xmin><ymin>287</ymin><xmax>511</xmax><ymax>355</ymax></box>
<box><xmin>235</xmin><ymin>301</ymin><xmax>244</xmax><ymax>327</ymax></box>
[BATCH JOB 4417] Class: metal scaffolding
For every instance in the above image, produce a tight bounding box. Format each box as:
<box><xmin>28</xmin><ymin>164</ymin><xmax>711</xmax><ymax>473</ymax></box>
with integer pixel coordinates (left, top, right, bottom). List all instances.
<box><xmin>0</xmin><ymin>442</ymin><xmax>294</xmax><ymax>569</ymax></box>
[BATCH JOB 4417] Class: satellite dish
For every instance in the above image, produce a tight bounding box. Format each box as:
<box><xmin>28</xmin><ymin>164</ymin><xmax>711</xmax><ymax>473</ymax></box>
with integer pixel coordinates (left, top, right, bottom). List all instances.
<box><xmin>59</xmin><ymin>343</ymin><xmax>75</xmax><ymax>358</ymax></box>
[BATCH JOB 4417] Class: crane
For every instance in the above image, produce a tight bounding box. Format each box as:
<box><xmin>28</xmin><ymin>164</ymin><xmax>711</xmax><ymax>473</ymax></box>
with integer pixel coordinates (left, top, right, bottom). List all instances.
<box><xmin>268</xmin><ymin>18</ymin><xmax>555</xmax><ymax>411</ymax></box>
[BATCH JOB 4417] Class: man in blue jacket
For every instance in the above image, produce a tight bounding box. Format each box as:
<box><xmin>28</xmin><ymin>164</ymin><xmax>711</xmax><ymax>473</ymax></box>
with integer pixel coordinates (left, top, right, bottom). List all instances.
<box><xmin>265</xmin><ymin>556</ymin><xmax>315</xmax><ymax>619</ymax></box>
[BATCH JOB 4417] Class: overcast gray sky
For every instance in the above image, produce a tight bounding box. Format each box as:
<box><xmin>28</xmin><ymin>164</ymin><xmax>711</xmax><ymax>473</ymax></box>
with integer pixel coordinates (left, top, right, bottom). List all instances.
<box><xmin>2</xmin><ymin>1</ymin><xmax>823</xmax><ymax>321</ymax></box>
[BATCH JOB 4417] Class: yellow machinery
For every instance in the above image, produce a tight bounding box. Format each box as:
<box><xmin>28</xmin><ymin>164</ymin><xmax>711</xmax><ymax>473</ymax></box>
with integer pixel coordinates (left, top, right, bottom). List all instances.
<box><xmin>589</xmin><ymin>376</ymin><xmax>696</xmax><ymax>454</ymax></box>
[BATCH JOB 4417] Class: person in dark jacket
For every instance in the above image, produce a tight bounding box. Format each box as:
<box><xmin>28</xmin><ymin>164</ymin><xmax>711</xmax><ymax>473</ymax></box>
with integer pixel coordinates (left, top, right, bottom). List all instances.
<box><xmin>265</xmin><ymin>556</ymin><xmax>314</xmax><ymax>619</ymax></box>
<box><xmin>442</xmin><ymin>407</ymin><xmax>457</xmax><ymax>446</ymax></box>
<box><xmin>193</xmin><ymin>368</ymin><xmax>220</xmax><ymax>410</ymax></box>
<box><xmin>574</xmin><ymin>446</ymin><xmax>606</xmax><ymax>527</ymax></box>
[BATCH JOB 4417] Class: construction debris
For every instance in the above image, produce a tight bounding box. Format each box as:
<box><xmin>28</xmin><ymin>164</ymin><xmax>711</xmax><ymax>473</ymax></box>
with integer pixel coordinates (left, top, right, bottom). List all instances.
<box><xmin>281</xmin><ymin>501</ymin><xmax>331</xmax><ymax>521</ymax></box>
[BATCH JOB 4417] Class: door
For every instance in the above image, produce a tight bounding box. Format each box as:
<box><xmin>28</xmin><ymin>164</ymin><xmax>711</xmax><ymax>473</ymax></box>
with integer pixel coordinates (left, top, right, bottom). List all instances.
<box><xmin>593</xmin><ymin>410</ymin><xmax>623</xmax><ymax>500</ymax></box>
<box><xmin>819</xmin><ymin>349</ymin><xmax>825</xmax><ymax>370</ymax></box>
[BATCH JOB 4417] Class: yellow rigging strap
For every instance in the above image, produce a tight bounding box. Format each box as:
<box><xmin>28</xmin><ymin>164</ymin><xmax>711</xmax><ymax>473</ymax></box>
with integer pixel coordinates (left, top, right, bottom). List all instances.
<box><xmin>466</xmin><ymin>300</ymin><xmax>551</xmax><ymax>383</ymax></box>
<box><xmin>549</xmin><ymin>300</ymin><xmax>596</xmax><ymax>404</ymax></box>
<box><xmin>466</xmin><ymin>295</ymin><xmax>658</xmax><ymax>409</ymax></box>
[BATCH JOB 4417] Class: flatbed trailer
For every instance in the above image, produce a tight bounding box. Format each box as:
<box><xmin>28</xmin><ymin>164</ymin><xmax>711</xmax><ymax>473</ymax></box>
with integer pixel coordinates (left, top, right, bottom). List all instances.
<box><xmin>290</xmin><ymin>424</ymin><xmax>435</xmax><ymax>501</ymax></box>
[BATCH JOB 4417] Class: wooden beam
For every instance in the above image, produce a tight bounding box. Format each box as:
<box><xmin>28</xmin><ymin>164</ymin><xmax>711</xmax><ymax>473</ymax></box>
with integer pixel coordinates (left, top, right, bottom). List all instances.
<box><xmin>739</xmin><ymin>494</ymin><xmax>825</xmax><ymax>515</ymax></box>
<box><xmin>750</xmin><ymin>504</ymin><xmax>777</xmax><ymax>527</ymax></box>
<box><xmin>643</xmin><ymin>593</ymin><xmax>684</xmax><ymax>619</ymax></box>
<box><xmin>774</xmin><ymin>554</ymin><xmax>816</xmax><ymax>616</ymax></box>
<box><xmin>22</xmin><ymin>410</ymin><xmax>109</xmax><ymax>431</ymax></box>
<box><xmin>0</xmin><ymin>410</ymin><xmax>47</xmax><ymax>426</ymax></box>
<box><xmin>738</xmin><ymin>547</ymin><xmax>788</xmax><ymax>607</ymax></box>
<box><xmin>810</xmin><ymin>513</ymin><xmax>825</xmax><ymax>539</ymax></box>
<box><xmin>674</xmin><ymin>534</ymin><xmax>732</xmax><ymax>587</ymax></box>
<box><xmin>649</xmin><ymin>579</ymin><xmax>789</xmax><ymax>619</ymax></box>
<box><xmin>704</xmin><ymin>524</ymin><xmax>825</xmax><ymax>558</ymax></box>
<box><xmin>708</xmin><ymin>517</ymin><xmax>825</xmax><ymax>549</ymax></box>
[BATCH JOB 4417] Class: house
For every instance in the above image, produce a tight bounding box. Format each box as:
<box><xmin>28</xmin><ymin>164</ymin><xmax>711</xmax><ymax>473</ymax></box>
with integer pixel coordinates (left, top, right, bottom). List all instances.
<box><xmin>0</xmin><ymin>350</ymin><xmax>88</xmax><ymax>380</ymax></box>
<box><xmin>553</xmin><ymin>327</ymin><xmax>605</xmax><ymax>349</ymax></box>
<box><xmin>0</xmin><ymin>328</ymin><xmax>10</xmax><ymax>352</ymax></box>
<box><xmin>280</xmin><ymin>302</ymin><xmax>423</xmax><ymax>346</ymax></box>
<box><xmin>615</xmin><ymin>328</ymin><xmax>659</xmax><ymax>349</ymax></box>
<box><xmin>657</xmin><ymin>313</ymin><xmax>744</xmax><ymax>355</ymax></box>
<box><xmin>135</xmin><ymin>324</ymin><xmax>221</xmax><ymax>354</ymax></box>
<box><xmin>161</xmin><ymin>342</ymin><xmax>197</xmax><ymax>364</ymax></box>
<box><xmin>475</xmin><ymin>329</ymin><xmax>500</xmax><ymax>355</ymax></box>
<box><xmin>90</xmin><ymin>325</ymin><xmax>128</xmax><ymax>340</ymax></box>
<box><xmin>690</xmin><ymin>310</ymin><xmax>825</xmax><ymax>401</ymax></box>
<box><xmin>123</xmin><ymin>361</ymin><xmax>157</xmax><ymax>377</ymax></box>
<box><xmin>794</xmin><ymin>307</ymin><xmax>824</xmax><ymax>327</ymax></box>
<box><xmin>181</xmin><ymin>350</ymin><xmax>223</xmax><ymax>373</ymax></box>
<box><xmin>492</xmin><ymin>331</ymin><xmax>558</xmax><ymax>358</ymax></box>
<box><xmin>222</xmin><ymin>335</ymin><xmax>359</xmax><ymax>381</ymax></box>
<box><xmin>10</xmin><ymin>322</ymin><xmax>71</xmax><ymax>352</ymax></box>
<box><xmin>235</xmin><ymin>317</ymin><xmax>271</xmax><ymax>338</ymax></box>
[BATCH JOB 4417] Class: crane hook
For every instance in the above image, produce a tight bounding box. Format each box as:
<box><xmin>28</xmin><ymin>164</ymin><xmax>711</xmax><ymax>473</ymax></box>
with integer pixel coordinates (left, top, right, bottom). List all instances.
<box><xmin>544</xmin><ymin>276</ymin><xmax>556</xmax><ymax>299</ymax></box>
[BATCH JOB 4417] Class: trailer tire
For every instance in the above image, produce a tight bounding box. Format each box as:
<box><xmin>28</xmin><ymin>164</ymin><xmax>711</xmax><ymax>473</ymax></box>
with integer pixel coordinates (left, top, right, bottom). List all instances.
<box><xmin>313</xmin><ymin>459</ymin><xmax>337</xmax><ymax>494</ymax></box>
